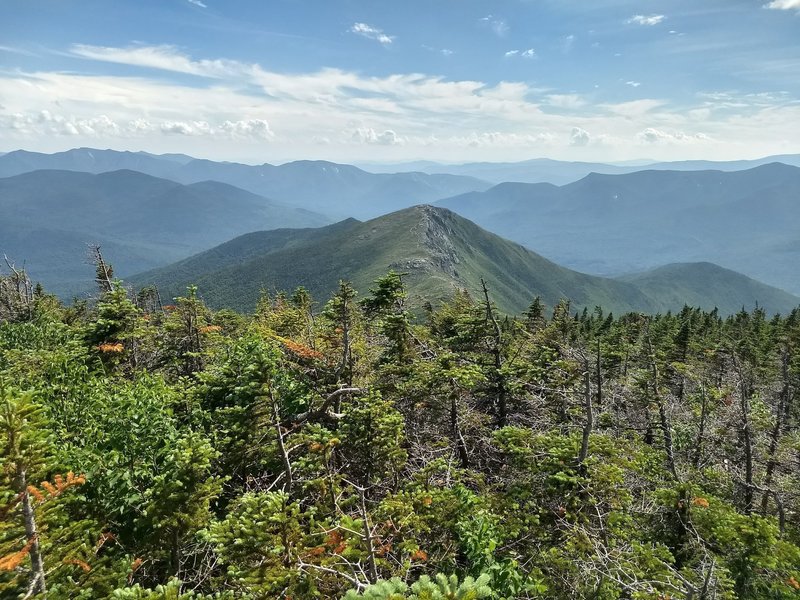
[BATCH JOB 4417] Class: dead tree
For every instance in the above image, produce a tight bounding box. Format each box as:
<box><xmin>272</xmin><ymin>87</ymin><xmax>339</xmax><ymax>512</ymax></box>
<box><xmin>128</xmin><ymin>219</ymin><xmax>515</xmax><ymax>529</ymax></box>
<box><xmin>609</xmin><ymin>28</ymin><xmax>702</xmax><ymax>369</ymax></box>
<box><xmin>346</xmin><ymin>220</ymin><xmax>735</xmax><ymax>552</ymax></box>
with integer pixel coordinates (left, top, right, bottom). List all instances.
<box><xmin>88</xmin><ymin>244</ymin><xmax>113</xmax><ymax>294</ymax></box>
<box><xmin>0</xmin><ymin>256</ymin><xmax>34</xmax><ymax>323</ymax></box>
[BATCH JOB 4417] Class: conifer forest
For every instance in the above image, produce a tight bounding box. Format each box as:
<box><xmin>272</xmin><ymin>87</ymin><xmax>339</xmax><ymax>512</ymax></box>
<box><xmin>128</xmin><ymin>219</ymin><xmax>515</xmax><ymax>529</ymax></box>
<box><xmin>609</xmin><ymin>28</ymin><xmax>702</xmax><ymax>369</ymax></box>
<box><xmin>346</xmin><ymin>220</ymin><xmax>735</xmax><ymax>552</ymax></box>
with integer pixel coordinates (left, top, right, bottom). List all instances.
<box><xmin>2</xmin><ymin>264</ymin><xmax>800</xmax><ymax>599</ymax></box>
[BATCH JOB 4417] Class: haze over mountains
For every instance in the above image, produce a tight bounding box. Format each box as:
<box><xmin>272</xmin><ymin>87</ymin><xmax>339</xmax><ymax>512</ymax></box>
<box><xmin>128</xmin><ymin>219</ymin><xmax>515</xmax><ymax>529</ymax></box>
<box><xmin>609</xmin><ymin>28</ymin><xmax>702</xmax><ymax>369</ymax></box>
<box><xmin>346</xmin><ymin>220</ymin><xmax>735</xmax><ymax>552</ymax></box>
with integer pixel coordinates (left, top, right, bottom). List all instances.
<box><xmin>0</xmin><ymin>169</ymin><xmax>327</xmax><ymax>296</ymax></box>
<box><xmin>357</xmin><ymin>154</ymin><xmax>800</xmax><ymax>185</ymax></box>
<box><xmin>130</xmin><ymin>205</ymin><xmax>800</xmax><ymax>316</ymax></box>
<box><xmin>0</xmin><ymin>148</ymin><xmax>490</xmax><ymax>219</ymax></box>
<box><xmin>2</xmin><ymin>147</ymin><xmax>799</xmax><ymax>315</ymax></box>
<box><xmin>437</xmin><ymin>163</ymin><xmax>800</xmax><ymax>295</ymax></box>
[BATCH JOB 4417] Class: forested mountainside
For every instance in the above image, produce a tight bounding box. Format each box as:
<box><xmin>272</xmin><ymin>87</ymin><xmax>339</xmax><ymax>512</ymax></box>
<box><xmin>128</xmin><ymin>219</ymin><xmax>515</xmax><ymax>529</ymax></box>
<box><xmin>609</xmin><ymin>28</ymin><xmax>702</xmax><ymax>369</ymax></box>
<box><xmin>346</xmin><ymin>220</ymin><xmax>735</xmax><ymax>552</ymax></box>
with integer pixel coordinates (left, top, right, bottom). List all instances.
<box><xmin>437</xmin><ymin>163</ymin><xmax>800</xmax><ymax>295</ymax></box>
<box><xmin>0</xmin><ymin>149</ymin><xmax>490</xmax><ymax>219</ymax></box>
<box><xmin>0</xmin><ymin>169</ymin><xmax>328</xmax><ymax>297</ymax></box>
<box><xmin>2</xmin><ymin>261</ymin><xmax>800</xmax><ymax>599</ymax></box>
<box><xmin>130</xmin><ymin>205</ymin><xmax>800</xmax><ymax>316</ymax></box>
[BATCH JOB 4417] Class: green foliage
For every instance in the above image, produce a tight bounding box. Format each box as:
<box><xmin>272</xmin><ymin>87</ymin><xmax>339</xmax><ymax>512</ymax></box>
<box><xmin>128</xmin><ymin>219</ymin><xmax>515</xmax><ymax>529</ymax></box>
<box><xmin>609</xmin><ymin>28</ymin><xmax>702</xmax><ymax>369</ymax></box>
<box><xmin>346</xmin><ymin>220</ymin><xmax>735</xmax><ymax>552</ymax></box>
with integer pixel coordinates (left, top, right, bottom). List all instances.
<box><xmin>344</xmin><ymin>573</ymin><xmax>493</xmax><ymax>600</ymax></box>
<box><xmin>2</xmin><ymin>273</ymin><xmax>800</xmax><ymax>599</ymax></box>
<box><xmin>207</xmin><ymin>491</ymin><xmax>307</xmax><ymax>596</ymax></box>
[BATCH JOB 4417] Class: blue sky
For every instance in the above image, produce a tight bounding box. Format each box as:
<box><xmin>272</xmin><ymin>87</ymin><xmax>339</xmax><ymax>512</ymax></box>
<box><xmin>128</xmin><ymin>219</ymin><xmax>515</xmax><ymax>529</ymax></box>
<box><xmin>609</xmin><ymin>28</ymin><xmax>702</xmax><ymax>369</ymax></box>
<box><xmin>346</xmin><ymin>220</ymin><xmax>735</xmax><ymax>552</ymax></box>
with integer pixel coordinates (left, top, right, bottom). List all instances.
<box><xmin>1</xmin><ymin>0</ymin><xmax>800</xmax><ymax>163</ymax></box>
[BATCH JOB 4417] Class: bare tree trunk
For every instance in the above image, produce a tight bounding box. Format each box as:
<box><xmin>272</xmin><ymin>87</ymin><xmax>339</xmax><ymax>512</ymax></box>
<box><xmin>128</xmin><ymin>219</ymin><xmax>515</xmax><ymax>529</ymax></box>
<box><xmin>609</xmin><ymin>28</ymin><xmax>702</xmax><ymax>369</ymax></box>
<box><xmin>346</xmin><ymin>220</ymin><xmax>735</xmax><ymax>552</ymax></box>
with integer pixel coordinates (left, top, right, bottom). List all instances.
<box><xmin>595</xmin><ymin>339</ymin><xmax>603</xmax><ymax>408</ymax></box>
<box><xmin>357</xmin><ymin>486</ymin><xmax>378</xmax><ymax>584</ymax></box>
<box><xmin>732</xmin><ymin>353</ymin><xmax>754</xmax><ymax>513</ymax></box>
<box><xmin>450</xmin><ymin>393</ymin><xmax>469</xmax><ymax>468</ymax></box>
<box><xmin>646</xmin><ymin>329</ymin><xmax>678</xmax><ymax>480</ymax></box>
<box><xmin>16</xmin><ymin>467</ymin><xmax>46</xmax><ymax>596</ymax></box>
<box><xmin>761</xmin><ymin>349</ymin><xmax>789</xmax><ymax>514</ymax></box>
<box><xmin>693</xmin><ymin>384</ymin><xmax>709</xmax><ymax>469</ymax></box>
<box><xmin>271</xmin><ymin>390</ymin><xmax>294</xmax><ymax>494</ymax></box>
<box><xmin>336</xmin><ymin>294</ymin><xmax>352</xmax><ymax>389</ymax></box>
<box><xmin>578</xmin><ymin>354</ymin><xmax>594</xmax><ymax>467</ymax></box>
<box><xmin>89</xmin><ymin>244</ymin><xmax>114</xmax><ymax>294</ymax></box>
<box><xmin>481</xmin><ymin>279</ymin><xmax>506</xmax><ymax>427</ymax></box>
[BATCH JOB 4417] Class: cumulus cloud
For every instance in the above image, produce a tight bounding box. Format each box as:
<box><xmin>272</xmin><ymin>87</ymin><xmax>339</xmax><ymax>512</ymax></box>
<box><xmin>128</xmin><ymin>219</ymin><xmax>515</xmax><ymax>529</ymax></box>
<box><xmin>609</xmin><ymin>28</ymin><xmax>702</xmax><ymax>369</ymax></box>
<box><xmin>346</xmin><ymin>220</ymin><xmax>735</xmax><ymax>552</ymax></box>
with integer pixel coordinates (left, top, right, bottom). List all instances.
<box><xmin>627</xmin><ymin>14</ymin><xmax>666</xmax><ymax>25</ymax></box>
<box><xmin>158</xmin><ymin>119</ymin><xmax>274</xmax><ymax>139</ymax></box>
<box><xmin>2</xmin><ymin>110</ymin><xmax>273</xmax><ymax>141</ymax></box>
<box><xmin>626</xmin><ymin>81</ymin><xmax>641</xmax><ymax>88</ymax></box>
<box><xmin>6</xmin><ymin>110</ymin><xmax>122</xmax><ymax>137</ymax></box>
<box><xmin>637</xmin><ymin>128</ymin><xmax>710</xmax><ymax>144</ymax></box>
<box><xmin>570</xmin><ymin>127</ymin><xmax>591</xmax><ymax>146</ymax></box>
<box><xmin>764</xmin><ymin>0</ymin><xmax>800</xmax><ymax>8</ymax></box>
<box><xmin>352</xmin><ymin>128</ymin><xmax>403</xmax><ymax>145</ymax></box>
<box><xmin>221</xmin><ymin>119</ymin><xmax>273</xmax><ymax>139</ymax></box>
<box><xmin>454</xmin><ymin>131</ymin><xmax>554</xmax><ymax>148</ymax></box>
<box><xmin>350</xmin><ymin>23</ymin><xmax>394</xmax><ymax>45</ymax></box>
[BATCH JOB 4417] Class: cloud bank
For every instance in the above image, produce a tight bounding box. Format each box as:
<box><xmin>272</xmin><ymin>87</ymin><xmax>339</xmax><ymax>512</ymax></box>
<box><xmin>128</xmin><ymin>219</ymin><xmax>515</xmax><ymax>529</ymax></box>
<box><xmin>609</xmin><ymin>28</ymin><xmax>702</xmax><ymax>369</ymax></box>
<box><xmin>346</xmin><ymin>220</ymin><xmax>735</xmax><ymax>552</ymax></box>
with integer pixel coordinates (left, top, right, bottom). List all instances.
<box><xmin>0</xmin><ymin>44</ymin><xmax>796</xmax><ymax>162</ymax></box>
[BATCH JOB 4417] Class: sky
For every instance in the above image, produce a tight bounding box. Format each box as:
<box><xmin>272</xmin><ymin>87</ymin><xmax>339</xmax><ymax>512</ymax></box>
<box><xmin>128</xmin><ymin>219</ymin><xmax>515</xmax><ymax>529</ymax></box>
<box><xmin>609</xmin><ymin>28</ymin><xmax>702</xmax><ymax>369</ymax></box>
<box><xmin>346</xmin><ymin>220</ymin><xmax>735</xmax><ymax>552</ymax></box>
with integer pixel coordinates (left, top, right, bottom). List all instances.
<box><xmin>1</xmin><ymin>0</ymin><xmax>800</xmax><ymax>164</ymax></box>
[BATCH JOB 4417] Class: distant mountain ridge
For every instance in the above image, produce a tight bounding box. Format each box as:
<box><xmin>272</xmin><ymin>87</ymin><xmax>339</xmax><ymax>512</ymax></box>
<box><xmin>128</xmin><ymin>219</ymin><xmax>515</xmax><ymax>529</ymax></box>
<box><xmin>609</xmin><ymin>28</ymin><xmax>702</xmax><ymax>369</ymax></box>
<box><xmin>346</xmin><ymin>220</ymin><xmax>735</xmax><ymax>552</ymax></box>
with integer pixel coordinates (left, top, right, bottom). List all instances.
<box><xmin>0</xmin><ymin>148</ymin><xmax>491</xmax><ymax>219</ymax></box>
<box><xmin>358</xmin><ymin>154</ymin><xmax>800</xmax><ymax>184</ymax></box>
<box><xmin>436</xmin><ymin>163</ymin><xmax>800</xmax><ymax>295</ymax></box>
<box><xmin>0</xmin><ymin>169</ymin><xmax>328</xmax><ymax>297</ymax></box>
<box><xmin>129</xmin><ymin>205</ymin><xmax>800</xmax><ymax>316</ymax></box>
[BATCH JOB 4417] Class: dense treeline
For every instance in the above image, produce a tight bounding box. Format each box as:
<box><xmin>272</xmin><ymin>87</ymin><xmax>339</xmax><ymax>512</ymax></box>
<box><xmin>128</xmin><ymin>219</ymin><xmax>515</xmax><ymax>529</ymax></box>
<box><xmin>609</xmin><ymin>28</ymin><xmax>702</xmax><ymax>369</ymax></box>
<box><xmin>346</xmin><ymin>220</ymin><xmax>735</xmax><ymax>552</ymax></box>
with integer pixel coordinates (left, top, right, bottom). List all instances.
<box><xmin>1</xmin><ymin>265</ymin><xmax>800</xmax><ymax>599</ymax></box>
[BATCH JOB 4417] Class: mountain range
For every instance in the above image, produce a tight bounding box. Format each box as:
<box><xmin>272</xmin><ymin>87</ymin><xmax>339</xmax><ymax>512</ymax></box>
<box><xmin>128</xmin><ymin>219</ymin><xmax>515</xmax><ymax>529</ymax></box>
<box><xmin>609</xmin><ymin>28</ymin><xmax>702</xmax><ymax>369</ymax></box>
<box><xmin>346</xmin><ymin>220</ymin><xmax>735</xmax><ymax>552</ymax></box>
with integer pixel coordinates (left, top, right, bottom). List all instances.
<box><xmin>0</xmin><ymin>148</ymin><xmax>490</xmax><ymax>219</ymax></box>
<box><xmin>3</xmin><ymin>148</ymin><xmax>800</xmax><ymax>313</ymax></box>
<box><xmin>436</xmin><ymin>163</ymin><xmax>800</xmax><ymax>295</ymax></box>
<box><xmin>129</xmin><ymin>205</ymin><xmax>800</xmax><ymax>316</ymax></box>
<box><xmin>0</xmin><ymin>169</ymin><xmax>327</xmax><ymax>297</ymax></box>
<box><xmin>358</xmin><ymin>154</ymin><xmax>800</xmax><ymax>185</ymax></box>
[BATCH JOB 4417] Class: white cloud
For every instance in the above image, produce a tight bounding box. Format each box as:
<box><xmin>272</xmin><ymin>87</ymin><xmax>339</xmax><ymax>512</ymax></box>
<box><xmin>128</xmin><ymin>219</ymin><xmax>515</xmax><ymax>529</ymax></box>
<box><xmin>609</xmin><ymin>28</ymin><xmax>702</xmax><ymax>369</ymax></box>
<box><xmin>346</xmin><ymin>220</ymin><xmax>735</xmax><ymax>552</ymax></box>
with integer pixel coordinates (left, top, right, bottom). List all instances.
<box><xmin>764</xmin><ymin>0</ymin><xmax>800</xmax><ymax>9</ymax></box>
<box><xmin>570</xmin><ymin>127</ymin><xmax>591</xmax><ymax>146</ymax></box>
<box><xmin>602</xmin><ymin>99</ymin><xmax>666</xmax><ymax>116</ymax></box>
<box><xmin>480</xmin><ymin>15</ymin><xmax>509</xmax><ymax>37</ymax></box>
<box><xmin>637</xmin><ymin>128</ymin><xmax>710</xmax><ymax>144</ymax></box>
<box><xmin>0</xmin><ymin>45</ymin><xmax>36</xmax><ymax>56</ymax></box>
<box><xmin>221</xmin><ymin>119</ymin><xmax>273</xmax><ymax>139</ymax></box>
<box><xmin>422</xmin><ymin>45</ymin><xmax>454</xmax><ymax>57</ymax></box>
<box><xmin>352</xmin><ymin>128</ymin><xmax>404</xmax><ymax>145</ymax></box>
<box><xmin>5</xmin><ymin>44</ymin><xmax>800</xmax><ymax>162</ymax></box>
<box><xmin>187</xmin><ymin>0</ymin><xmax>207</xmax><ymax>7</ymax></box>
<box><xmin>350</xmin><ymin>23</ymin><xmax>394</xmax><ymax>45</ymax></box>
<box><xmin>626</xmin><ymin>81</ymin><xmax>642</xmax><ymax>88</ymax></box>
<box><xmin>70</xmin><ymin>44</ymin><xmax>250</xmax><ymax>78</ymax></box>
<box><xmin>547</xmin><ymin>94</ymin><xmax>586</xmax><ymax>109</ymax></box>
<box><xmin>2</xmin><ymin>110</ymin><xmax>273</xmax><ymax>142</ymax></box>
<box><xmin>505</xmin><ymin>48</ymin><xmax>535</xmax><ymax>59</ymax></box>
<box><xmin>627</xmin><ymin>14</ymin><xmax>666</xmax><ymax>26</ymax></box>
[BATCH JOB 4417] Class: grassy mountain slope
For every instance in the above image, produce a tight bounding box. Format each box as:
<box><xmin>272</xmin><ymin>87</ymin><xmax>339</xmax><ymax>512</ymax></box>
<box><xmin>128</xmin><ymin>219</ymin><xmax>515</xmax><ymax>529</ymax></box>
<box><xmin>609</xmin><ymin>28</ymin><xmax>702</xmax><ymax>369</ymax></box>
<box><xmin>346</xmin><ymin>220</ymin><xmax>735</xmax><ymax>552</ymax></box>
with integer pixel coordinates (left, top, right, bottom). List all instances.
<box><xmin>131</xmin><ymin>205</ymin><xmax>791</xmax><ymax>317</ymax></box>
<box><xmin>129</xmin><ymin>206</ymin><xmax>659</xmax><ymax>314</ymax></box>
<box><xmin>616</xmin><ymin>262</ymin><xmax>800</xmax><ymax>315</ymax></box>
<box><xmin>0</xmin><ymin>169</ymin><xmax>328</xmax><ymax>296</ymax></box>
<box><xmin>436</xmin><ymin>163</ymin><xmax>800</xmax><ymax>294</ymax></box>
